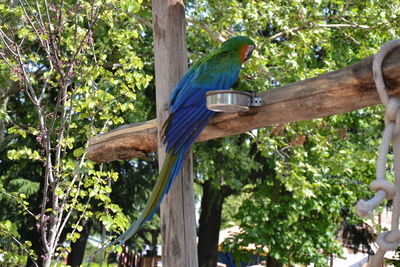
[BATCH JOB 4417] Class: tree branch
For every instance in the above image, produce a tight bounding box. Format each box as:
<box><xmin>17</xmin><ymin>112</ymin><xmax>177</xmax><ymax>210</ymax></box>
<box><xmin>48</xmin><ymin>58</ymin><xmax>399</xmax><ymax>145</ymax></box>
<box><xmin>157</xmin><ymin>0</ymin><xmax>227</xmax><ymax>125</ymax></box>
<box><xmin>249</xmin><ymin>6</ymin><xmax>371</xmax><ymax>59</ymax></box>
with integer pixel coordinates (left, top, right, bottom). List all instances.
<box><xmin>186</xmin><ymin>17</ymin><xmax>226</xmax><ymax>43</ymax></box>
<box><xmin>315</xmin><ymin>23</ymin><xmax>370</xmax><ymax>29</ymax></box>
<box><xmin>18</xmin><ymin>0</ymin><xmax>50</xmax><ymax>55</ymax></box>
<box><xmin>1</xmin><ymin>191</ymin><xmax>36</xmax><ymax>218</ymax></box>
<box><xmin>0</xmin><ymin>228</ymin><xmax>39</xmax><ymax>267</ymax></box>
<box><xmin>132</xmin><ymin>13</ymin><xmax>154</xmax><ymax>30</ymax></box>
<box><xmin>87</xmin><ymin>46</ymin><xmax>400</xmax><ymax>163</ymax></box>
<box><xmin>268</xmin><ymin>17</ymin><xmax>370</xmax><ymax>42</ymax></box>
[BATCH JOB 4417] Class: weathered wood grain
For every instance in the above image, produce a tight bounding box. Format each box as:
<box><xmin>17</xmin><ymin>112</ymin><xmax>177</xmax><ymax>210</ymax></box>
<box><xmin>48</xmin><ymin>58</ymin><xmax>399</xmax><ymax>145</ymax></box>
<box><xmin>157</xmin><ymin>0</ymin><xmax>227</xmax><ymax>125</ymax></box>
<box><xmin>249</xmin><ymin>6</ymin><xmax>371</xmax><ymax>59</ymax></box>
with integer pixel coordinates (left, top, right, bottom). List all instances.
<box><xmin>87</xmin><ymin>120</ymin><xmax>157</xmax><ymax>162</ymax></box>
<box><xmin>87</xmin><ymin>46</ymin><xmax>400</xmax><ymax>163</ymax></box>
<box><xmin>152</xmin><ymin>1</ymin><xmax>198</xmax><ymax>267</ymax></box>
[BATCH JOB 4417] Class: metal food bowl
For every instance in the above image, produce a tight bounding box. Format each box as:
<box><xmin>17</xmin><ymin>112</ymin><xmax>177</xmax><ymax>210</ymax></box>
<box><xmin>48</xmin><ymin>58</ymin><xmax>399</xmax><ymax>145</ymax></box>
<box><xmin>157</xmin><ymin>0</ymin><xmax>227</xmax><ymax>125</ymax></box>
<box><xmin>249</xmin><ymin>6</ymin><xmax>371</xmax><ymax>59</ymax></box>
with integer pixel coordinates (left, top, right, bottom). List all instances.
<box><xmin>206</xmin><ymin>90</ymin><xmax>253</xmax><ymax>112</ymax></box>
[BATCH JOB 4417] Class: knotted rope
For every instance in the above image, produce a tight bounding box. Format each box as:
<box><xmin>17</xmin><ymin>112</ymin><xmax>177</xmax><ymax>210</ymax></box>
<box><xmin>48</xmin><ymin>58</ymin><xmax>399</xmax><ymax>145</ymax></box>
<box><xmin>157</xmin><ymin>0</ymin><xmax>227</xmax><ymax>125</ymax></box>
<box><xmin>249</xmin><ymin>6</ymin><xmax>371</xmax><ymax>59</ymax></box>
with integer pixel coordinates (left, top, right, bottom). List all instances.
<box><xmin>354</xmin><ymin>39</ymin><xmax>400</xmax><ymax>266</ymax></box>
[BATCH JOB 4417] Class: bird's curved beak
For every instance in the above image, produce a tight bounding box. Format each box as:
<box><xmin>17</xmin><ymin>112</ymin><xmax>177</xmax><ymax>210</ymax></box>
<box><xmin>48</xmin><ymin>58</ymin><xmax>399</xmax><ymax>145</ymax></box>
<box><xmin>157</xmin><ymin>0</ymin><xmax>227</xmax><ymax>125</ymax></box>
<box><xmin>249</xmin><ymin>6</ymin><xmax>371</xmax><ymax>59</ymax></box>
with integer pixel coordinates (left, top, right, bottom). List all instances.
<box><xmin>244</xmin><ymin>45</ymin><xmax>255</xmax><ymax>62</ymax></box>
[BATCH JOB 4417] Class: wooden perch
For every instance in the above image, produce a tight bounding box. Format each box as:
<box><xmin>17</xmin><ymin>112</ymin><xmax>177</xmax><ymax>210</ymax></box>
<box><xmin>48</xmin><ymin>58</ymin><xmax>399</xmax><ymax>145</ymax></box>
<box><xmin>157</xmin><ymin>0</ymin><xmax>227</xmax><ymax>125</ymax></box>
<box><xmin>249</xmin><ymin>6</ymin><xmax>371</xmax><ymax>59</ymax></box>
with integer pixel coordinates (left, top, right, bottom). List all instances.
<box><xmin>88</xmin><ymin>47</ymin><xmax>400</xmax><ymax>163</ymax></box>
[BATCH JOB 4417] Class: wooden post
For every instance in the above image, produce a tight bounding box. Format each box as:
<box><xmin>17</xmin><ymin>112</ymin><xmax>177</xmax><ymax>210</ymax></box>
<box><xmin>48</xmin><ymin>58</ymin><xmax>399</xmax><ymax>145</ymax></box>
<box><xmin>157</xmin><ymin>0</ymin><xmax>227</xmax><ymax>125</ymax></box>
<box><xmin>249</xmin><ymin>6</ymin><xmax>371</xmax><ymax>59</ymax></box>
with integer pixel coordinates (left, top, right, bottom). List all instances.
<box><xmin>152</xmin><ymin>1</ymin><xmax>198</xmax><ymax>267</ymax></box>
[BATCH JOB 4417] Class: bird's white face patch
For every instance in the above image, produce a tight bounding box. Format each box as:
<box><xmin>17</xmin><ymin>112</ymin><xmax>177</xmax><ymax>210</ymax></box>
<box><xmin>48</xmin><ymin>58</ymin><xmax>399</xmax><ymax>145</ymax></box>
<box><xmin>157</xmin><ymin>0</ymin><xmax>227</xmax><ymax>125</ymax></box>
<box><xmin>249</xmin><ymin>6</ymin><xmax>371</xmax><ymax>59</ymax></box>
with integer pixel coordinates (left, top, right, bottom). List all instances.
<box><xmin>244</xmin><ymin>45</ymin><xmax>255</xmax><ymax>62</ymax></box>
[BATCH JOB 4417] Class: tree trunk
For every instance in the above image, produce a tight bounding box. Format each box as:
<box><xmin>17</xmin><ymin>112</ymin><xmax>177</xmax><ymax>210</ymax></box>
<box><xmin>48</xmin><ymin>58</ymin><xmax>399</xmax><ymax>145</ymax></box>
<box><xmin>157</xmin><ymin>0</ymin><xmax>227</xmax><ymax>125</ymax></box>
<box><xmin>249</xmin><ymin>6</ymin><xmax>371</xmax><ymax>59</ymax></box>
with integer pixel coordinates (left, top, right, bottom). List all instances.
<box><xmin>0</xmin><ymin>97</ymin><xmax>9</xmax><ymax>144</ymax></box>
<box><xmin>265</xmin><ymin>163</ymin><xmax>284</xmax><ymax>267</ymax></box>
<box><xmin>67</xmin><ymin>220</ymin><xmax>90</xmax><ymax>267</ymax></box>
<box><xmin>266</xmin><ymin>255</ymin><xmax>283</xmax><ymax>267</ymax></box>
<box><xmin>25</xmin><ymin>227</ymin><xmax>44</xmax><ymax>267</ymax></box>
<box><xmin>25</xmin><ymin>170</ymin><xmax>46</xmax><ymax>267</ymax></box>
<box><xmin>197</xmin><ymin>180</ymin><xmax>226</xmax><ymax>267</ymax></box>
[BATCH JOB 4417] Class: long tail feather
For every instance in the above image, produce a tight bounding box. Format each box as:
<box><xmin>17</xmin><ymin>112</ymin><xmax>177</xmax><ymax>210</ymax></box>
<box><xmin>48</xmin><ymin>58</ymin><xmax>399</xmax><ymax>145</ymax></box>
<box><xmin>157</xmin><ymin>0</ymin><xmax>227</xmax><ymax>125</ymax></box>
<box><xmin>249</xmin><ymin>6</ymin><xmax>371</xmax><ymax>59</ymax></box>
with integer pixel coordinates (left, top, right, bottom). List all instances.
<box><xmin>95</xmin><ymin>151</ymin><xmax>179</xmax><ymax>255</ymax></box>
<box><xmin>165</xmin><ymin>151</ymin><xmax>185</xmax><ymax>194</ymax></box>
<box><xmin>96</xmin><ymin>108</ymin><xmax>213</xmax><ymax>256</ymax></box>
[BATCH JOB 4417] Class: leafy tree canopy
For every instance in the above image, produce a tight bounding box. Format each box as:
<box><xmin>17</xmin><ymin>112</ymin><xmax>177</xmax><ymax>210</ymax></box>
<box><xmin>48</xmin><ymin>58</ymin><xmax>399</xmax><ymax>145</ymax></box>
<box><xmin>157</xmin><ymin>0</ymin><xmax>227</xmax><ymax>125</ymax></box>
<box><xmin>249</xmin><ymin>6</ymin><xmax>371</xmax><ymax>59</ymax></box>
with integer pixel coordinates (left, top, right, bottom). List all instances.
<box><xmin>188</xmin><ymin>0</ymin><xmax>399</xmax><ymax>265</ymax></box>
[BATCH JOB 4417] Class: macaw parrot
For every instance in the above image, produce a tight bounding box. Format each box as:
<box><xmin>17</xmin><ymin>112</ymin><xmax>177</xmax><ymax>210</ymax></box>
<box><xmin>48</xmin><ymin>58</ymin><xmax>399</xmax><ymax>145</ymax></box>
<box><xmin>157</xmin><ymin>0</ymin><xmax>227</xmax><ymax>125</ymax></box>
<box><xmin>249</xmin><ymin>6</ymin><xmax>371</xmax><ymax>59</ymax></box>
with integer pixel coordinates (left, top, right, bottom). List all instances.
<box><xmin>97</xmin><ymin>35</ymin><xmax>255</xmax><ymax>253</ymax></box>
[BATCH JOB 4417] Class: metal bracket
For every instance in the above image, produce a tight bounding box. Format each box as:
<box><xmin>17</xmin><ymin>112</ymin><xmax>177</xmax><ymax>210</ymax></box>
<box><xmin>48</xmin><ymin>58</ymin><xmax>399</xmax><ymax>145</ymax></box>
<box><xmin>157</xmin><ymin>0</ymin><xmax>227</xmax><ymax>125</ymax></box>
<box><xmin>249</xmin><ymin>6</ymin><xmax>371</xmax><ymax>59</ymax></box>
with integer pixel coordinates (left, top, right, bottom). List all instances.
<box><xmin>250</xmin><ymin>97</ymin><xmax>262</xmax><ymax>107</ymax></box>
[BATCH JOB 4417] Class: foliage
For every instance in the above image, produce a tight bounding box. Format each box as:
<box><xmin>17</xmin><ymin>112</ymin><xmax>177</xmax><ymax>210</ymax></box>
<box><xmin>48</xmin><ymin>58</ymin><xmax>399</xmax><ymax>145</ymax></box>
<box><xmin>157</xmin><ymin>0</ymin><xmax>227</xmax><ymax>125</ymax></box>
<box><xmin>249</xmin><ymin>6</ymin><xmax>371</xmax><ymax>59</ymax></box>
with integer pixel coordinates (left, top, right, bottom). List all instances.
<box><xmin>0</xmin><ymin>0</ymin><xmax>154</xmax><ymax>265</ymax></box>
<box><xmin>221</xmin><ymin>109</ymin><xmax>383</xmax><ymax>265</ymax></box>
<box><xmin>189</xmin><ymin>0</ymin><xmax>400</xmax><ymax>265</ymax></box>
<box><xmin>0</xmin><ymin>220</ymin><xmax>36</xmax><ymax>266</ymax></box>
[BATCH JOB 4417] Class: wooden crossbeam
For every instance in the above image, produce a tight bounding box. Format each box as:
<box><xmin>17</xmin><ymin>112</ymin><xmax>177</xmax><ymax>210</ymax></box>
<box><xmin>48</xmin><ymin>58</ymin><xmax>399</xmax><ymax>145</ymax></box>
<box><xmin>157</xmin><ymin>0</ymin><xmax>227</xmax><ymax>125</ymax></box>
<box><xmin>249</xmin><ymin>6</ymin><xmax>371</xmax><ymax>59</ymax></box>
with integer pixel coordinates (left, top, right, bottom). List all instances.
<box><xmin>88</xmin><ymin>46</ymin><xmax>400</xmax><ymax>163</ymax></box>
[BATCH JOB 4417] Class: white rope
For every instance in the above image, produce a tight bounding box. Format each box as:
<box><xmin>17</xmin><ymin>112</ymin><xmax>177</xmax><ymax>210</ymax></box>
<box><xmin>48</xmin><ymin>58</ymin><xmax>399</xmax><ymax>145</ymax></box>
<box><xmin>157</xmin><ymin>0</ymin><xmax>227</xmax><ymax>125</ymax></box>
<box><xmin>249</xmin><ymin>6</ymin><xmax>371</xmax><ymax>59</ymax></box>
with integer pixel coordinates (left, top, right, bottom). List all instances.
<box><xmin>354</xmin><ymin>39</ymin><xmax>400</xmax><ymax>266</ymax></box>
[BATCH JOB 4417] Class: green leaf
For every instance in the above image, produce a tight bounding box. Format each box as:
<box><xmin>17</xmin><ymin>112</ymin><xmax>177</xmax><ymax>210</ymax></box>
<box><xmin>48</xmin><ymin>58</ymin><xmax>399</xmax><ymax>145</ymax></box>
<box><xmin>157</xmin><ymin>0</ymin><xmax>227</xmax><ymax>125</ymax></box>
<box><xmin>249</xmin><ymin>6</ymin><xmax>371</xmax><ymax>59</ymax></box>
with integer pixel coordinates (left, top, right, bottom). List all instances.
<box><xmin>73</xmin><ymin>147</ymin><xmax>85</xmax><ymax>158</ymax></box>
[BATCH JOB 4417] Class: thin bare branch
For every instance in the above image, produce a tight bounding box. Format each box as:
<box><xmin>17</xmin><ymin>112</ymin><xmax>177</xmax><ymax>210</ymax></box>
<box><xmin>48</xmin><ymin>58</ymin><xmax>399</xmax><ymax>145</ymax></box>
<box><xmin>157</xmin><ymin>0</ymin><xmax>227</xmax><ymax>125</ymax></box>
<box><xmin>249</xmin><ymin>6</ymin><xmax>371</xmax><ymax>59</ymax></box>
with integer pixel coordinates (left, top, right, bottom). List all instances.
<box><xmin>186</xmin><ymin>17</ymin><xmax>226</xmax><ymax>43</ymax></box>
<box><xmin>0</xmin><ymin>228</ymin><xmax>39</xmax><ymax>267</ymax></box>
<box><xmin>30</xmin><ymin>0</ymin><xmax>53</xmax><ymax>58</ymax></box>
<box><xmin>48</xmin><ymin>90</ymin><xmax>68</xmax><ymax>255</ymax></box>
<box><xmin>67</xmin><ymin>0</ymin><xmax>105</xmax><ymax>75</ymax></box>
<box><xmin>315</xmin><ymin>23</ymin><xmax>370</xmax><ymax>29</ymax></box>
<box><xmin>38</xmin><ymin>65</ymin><xmax>53</xmax><ymax>102</ymax></box>
<box><xmin>0</xmin><ymin>52</ymin><xmax>15</xmax><ymax>68</ymax></box>
<box><xmin>54</xmin><ymin>113</ymin><xmax>107</xmax><ymax>251</ymax></box>
<box><xmin>132</xmin><ymin>13</ymin><xmax>154</xmax><ymax>29</ymax></box>
<box><xmin>18</xmin><ymin>0</ymin><xmax>49</xmax><ymax>54</ymax></box>
<box><xmin>34</xmin><ymin>0</ymin><xmax>46</xmax><ymax>29</ymax></box>
<box><xmin>343</xmin><ymin>31</ymin><xmax>361</xmax><ymax>45</ymax></box>
<box><xmin>268</xmin><ymin>19</ymin><xmax>370</xmax><ymax>42</ymax></box>
<box><xmin>268</xmin><ymin>25</ymin><xmax>302</xmax><ymax>41</ymax></box>
<box><xmin>0</xmin><ymin>29</ymin><xmax>18</xmax><ymax>57</ymax></box>
<box><xmin>20</xmin><ymin>0</ymin><xmax>46</xmax><ymax>31</ymax></box>
<box><xmin>16</xmin><ymin>49</ymin><xmax>40</xmax><ymax>109</ymax></box>
<box><xmin>43</xmin><ymin>0</ymin><xmax>60</xmax><ymax>64</ymax></box>
<box><xmin>15</xmin><ymin>42</ymin><xmax>52</xmax><ymax>253</ymax></box>
<box><xmin>1</xmin><ymin>191</ymin><xmax>36</xmax><ymax>218</ymax></box>
<box><xmin>53</xmin><ymin>171</ymin><xmax>90</xmax><ymax>251</ymax></box>
<box><xmin>47</xmin><ymin>2</ymin><xmax>108</xmax><ymax>255</ymax></box>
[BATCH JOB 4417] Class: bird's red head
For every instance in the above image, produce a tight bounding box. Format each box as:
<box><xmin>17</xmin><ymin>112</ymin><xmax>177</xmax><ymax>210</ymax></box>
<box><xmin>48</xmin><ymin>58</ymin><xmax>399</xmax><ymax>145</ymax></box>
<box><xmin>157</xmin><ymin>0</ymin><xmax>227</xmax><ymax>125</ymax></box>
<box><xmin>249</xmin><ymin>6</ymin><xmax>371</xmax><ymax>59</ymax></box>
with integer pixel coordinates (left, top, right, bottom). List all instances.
<box><xmin>220</xmin><ymin>36</ymin><xmax>255</xmax><ymax>63</ymax></box>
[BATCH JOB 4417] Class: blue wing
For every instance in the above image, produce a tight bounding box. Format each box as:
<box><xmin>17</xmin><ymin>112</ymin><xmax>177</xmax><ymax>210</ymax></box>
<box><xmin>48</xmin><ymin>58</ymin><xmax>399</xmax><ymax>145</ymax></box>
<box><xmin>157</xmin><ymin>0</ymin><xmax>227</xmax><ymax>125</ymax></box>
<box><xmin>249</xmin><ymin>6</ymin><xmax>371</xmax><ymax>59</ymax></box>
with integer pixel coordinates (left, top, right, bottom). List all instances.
<box><xmin>164</xmin><ymin>51</ymin><xmax>242</xmax><ymax>158</ymax></box>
